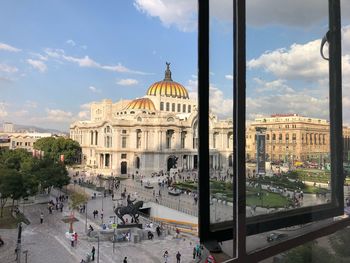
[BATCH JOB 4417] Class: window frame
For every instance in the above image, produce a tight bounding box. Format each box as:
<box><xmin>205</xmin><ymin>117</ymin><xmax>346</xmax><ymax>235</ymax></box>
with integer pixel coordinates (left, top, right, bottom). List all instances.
<box><xmin>198</xmin><ymin>0</ymin><xmax>347</xmax><ymax>260</ymax></box>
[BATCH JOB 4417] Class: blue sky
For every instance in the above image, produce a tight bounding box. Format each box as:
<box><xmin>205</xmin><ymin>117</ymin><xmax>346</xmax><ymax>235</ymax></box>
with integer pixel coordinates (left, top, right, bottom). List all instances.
<box><xmin>1</xmin><ymin>0</ymin><xmax>350</xmax><ymax>131</ymax></box>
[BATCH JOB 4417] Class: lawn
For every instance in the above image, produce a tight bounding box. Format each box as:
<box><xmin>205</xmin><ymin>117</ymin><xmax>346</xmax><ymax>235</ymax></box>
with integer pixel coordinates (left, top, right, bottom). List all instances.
<box><xmin>0</xmin><ymin>207</ymin><xmax>29</xmax><ymax>229</ymax></box>
<box><xmin>246</xmin><ymin>187</ymin><xmax>292</xmax><ymax>208</ymax></box>
<box><xmin>174</xmin><ymin>180</ymin><xmax>291</xmax><ymax>208</ymax></box>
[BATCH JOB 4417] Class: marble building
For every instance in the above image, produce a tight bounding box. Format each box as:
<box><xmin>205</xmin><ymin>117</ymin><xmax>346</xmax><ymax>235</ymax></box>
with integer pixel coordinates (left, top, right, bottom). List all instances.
<box><xmin>70</xmin><ymin>64</ymin><xmax>234</xmax><ymax>175</ymax></box>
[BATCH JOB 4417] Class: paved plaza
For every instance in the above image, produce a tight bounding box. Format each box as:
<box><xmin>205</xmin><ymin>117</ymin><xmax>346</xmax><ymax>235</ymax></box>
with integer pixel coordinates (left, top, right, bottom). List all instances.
<box><xmin>0</xmin><ymin>194</ymin><xmax>199</xmax><ymax>263</ymax></box>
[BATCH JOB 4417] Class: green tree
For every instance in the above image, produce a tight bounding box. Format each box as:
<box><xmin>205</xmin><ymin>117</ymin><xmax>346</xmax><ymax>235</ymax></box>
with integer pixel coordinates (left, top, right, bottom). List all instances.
<box><xmin>33</xmin><ymin>159</ymin><xmax>70</xmax><ymax>193</ymax></box>
<box><xmin>0</xmin><ymin>168</ymin><xmax>24</xmax><ymax>217</ymax></box>
<box><xmin>34</xmin><ymin>137</ymin><xmax>81</xmax><ymax>165</ymax></box>
<box><xmin>69</xmin><ymin>192</ymin><xmax>89</xmax><ymax>211</ymax></box>
<box><xmin>0</xmin><ymin>149</ymin><xmax>32</xmax><ymax>171</ymax></box>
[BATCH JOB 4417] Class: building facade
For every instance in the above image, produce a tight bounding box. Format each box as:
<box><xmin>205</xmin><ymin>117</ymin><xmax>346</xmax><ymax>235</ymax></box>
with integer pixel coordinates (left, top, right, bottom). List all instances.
<box><xmin>6</xmin><ymin>132</ymin><xmax>53</xmax><ymax>152</ymax></box>
<box><xmin>246</xmin><ymin>114</ymin><xmax>350</xmax><ymax>163</ymax></box>
<box><xmin>70</xmin><ymin>64</ymin><xmax>234</xmax><ymax>176</ymax></box>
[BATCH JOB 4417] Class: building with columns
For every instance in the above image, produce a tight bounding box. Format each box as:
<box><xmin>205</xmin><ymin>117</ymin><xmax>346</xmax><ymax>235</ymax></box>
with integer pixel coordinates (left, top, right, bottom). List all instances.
<box><xmin>246</xmin><ymin>113</ymin><xmax>350</xmax><ymax>163</ymax></box>
<box><xmin>70</xmin><ymin>64</ymin><xmax>234</xmax><ymax>176</ymax></box>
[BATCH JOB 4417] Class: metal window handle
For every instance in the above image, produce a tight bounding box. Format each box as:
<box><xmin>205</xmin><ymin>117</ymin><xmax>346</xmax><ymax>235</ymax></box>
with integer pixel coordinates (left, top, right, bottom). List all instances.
<box><xmin>320</xmin><ymin>30</ymin><xmax>330</xmax><ymax>61</ymax></box>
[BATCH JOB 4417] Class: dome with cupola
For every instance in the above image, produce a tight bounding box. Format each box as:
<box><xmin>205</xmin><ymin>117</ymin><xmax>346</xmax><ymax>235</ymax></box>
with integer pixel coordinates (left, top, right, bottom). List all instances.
<box><xmin>125</xmin><ymin>98</ymin><xmax>156</xmax><ymax>111</ymax></box>
<box><xmin>146</xmin><ymin>63</ymin><xmax>189</xmax><ymax>99</ymax></box>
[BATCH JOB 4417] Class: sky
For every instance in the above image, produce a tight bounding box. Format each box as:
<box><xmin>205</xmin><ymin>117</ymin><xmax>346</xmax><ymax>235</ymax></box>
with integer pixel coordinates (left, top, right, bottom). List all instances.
<box><xmin>0</xmin><ymin>0</ymin><xmax>350</xmax><ymax>131</ymax></box>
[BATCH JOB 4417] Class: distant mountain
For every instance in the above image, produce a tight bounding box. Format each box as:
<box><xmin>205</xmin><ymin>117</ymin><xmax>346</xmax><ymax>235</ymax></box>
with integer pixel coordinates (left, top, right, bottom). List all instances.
<box><xmin>0</xmin><ymin>122</ymin><xmax>68</xmax><ymax>135</ymax></box>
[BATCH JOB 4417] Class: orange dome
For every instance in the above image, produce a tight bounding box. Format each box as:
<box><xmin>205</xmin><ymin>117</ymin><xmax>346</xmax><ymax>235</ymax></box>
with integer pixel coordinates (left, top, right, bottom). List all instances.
<box><xmin>125</xmin><ymin>98</ymin><xmax>156</xmax><ymax>111</ymax></box>
<box><xmin>146</xmin><ymin>63</ymin><xmax>189</xmax><ymax>99</ymax></box>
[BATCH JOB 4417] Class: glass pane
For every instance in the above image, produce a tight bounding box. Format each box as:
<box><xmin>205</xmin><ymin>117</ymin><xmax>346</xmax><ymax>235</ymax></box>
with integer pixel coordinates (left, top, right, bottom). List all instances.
<box><xmin>246</xmin><ymin>0</ymin><xmax>331</xmax><ymax>217</ymax></box>
<box><xmin>260</xmin><ymin>225</ymin><xmax>350</xmax><ymax>263</ymax></box>
<box><xmin>209</xmin><ymin>0</ymin><xmax>234</xmax><ymax>224</ymax></box>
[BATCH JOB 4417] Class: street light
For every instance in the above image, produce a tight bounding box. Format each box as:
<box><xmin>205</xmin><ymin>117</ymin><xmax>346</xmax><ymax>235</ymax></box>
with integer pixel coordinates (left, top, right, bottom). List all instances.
<box><xmin>85</xmin><ymin>201</ymin><xmax>88</xmax><ymax>233</ymax></box>
<box><xmin>109</xmin><ymin>215</ymin><xmax>117</xmax><ymax>253</ymax></box>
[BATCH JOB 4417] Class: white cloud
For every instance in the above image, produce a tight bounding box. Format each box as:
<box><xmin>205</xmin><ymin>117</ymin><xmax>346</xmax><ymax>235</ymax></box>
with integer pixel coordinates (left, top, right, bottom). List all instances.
<box><xmin>134</xmin><ymin>0</ymin><xmax>197</xmax><ymax>32</ymax></box>
<box><xmin>0</xmin><ymin>103</ymin><xmax>8</xmax><ymax>118</ymax></box>
<box><xmin>0</xmin><ymin>42</ymin><xmax>21</xmax><ymax>52</ymax></box>
<box><xmin>246</xmin><ymin>0</ymin><xmax>350</xmax><ymax>27</ymax></box>
<box><xmin>246</xmin><ymin>92</ymin><xmax>329</xmax><ymax>122</ymax></box>
<box><xmin>63</xmin><ymin>55</ymin><xmax>99</xmax><ymax>68</ymax></box>
<box><xmin>77</xmin><ymin>103</ymin><xmax>92</xmax><ymax>120</ymax></box>
<box><xmin>209</xmin><ymin>86</ymin><xmax>233</xmax><ymax>118</ymax></box>
<box><xmin>44</xmin><ymin>48</ymin><xmax>65</xmax><ymax>58</ymax></box>
<box><xmin>248</xmin><ymin>39</ymin><xmax>329</xmax><ymax>82</ymax></box>
<box><xmin>13</xmin><ymin>110</ymin><xmax>28</xmax><ymax>117</ymax></box>
<box><xmin>24</xmin><ymin>100</ymin><xmax>38</xmax><ymax>108</ymax></box>
<box><xmin>30</xmin><ymin>52</ymin><xmax>48</xmax><ymax>61</ymax></box>
<box><xmin>45</xmin><ymin>48</ymin><xmax>149</xmax><ymax>75</ymax></box>
<box><xmin>253</xmin><ymin>78</ymin><xmax>295</xmax><ymax>93</ymax></box>
<box><xmin>0</xmin><ymin>63</ymin><xmax>18</xmax><ymax>73</ymax></box>
<box><xmin>77</xmin><ymin>111</ymin><xmax>89</xmax><ymax>119</ymax></box>
<box><xmin>88</xmin><ymin>86</ymin><xmax>101</xmax><ymax>93</ymax></box>
<box><xmin>27</xmin><ymin>59</ymin><xmax>47</xmax><ymax>73</ymax></box>
<box><xmin>116</xmin><ymin>79</ymin><xmax>139</xmax><ymax>86</ymax></box>
<box><xmin>134</xmin><ymin>0</ymin><xmax>233</xmax><ymax>32</ymax></box>
<box><xmin>80</xmin><ymin>103</ymin><xmax>92</xmax><ymax>110</ymax></box>
<box><xmin>225</xmin><ymin>74</ymin><xmax>233</xmax><ymax>80</ymax></box>
<box><xmin>45</xmin><ymin>109</ymin><xmax>73</xmax><ymax>122</ymax></box>
<box><xmin>66</xmin><ymin>39</ymin><xmax>76</xmax><ymax>46</ymax></box>
<box><xmin>0</xmin><ymin>76</ymin><xmax>12</xmax><ymax>82</ymax></box>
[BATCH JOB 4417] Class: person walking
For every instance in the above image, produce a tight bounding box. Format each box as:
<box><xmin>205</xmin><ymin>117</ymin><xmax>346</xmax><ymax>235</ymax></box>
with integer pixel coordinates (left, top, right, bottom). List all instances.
<box><xmin>163</xmin><ymin>250</ymin><xmax>169</xmax><ymax>263</ymax></box>
<box><xmin>40</xmin><ymin>212</ymin><xmax>44</xmax><ymax>224</ymax></box>
<box><xmin>70</xmin><ymin>233</ymin><xmax>75</xmax><ymax>247</ymax></box>
<box><xmin>176</xmin><ymin>251</ymin><xmax>181</xmax><ymax>263</ymax></box>
<box><xmin>74</xmin><ymin>232</ymin><xmax>78</xmax><ymax>247</ymax></box>
<box><xmin>123</xmin><ymin>257</ymin><xmax>128</xmax><ymax>263</ymax></box>
<box><xmin>91</xmin><ymin>246</ymin><xmax>95</xmax><ymax>261</ymax></box>
<box><xmin>193</xmin><ymin>247</ymin><xmax>196</xmax><ymax>259</ymax></box>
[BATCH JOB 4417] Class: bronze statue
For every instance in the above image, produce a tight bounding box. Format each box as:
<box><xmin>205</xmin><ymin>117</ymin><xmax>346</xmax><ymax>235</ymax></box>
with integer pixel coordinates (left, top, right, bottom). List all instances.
<box><xmin>114</xmin><ymin>200</ymin><xmax>144</xmax><ymax>224</ymax></box>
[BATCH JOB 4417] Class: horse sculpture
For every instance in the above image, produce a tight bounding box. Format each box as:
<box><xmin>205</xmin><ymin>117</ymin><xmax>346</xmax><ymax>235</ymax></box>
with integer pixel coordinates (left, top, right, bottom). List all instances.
<box><xmin>114</xmin><ymin>200</ymin><xmax>144</xmax><ymax>225</ymax></box>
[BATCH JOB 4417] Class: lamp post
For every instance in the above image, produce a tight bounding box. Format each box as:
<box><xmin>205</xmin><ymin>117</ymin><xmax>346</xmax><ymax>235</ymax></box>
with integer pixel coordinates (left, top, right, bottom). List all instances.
<box><xmin>85</xmin><ymin>201</ymin><xmax>88</xmax><ymax>233</ymax></box>
<box><xmin>97</xmin><ymin>234</ymin><xmax>100</xmax><ymax>263</ymax></box>
<box><xmin>110</xmin><ymin>215</ymin><xmax>117</xmax><ymax>253</ymax></box>
<box><xmin>22</xmin><ymin>250</ymin><xmax>28</xmax><ymax>263</ymax></box>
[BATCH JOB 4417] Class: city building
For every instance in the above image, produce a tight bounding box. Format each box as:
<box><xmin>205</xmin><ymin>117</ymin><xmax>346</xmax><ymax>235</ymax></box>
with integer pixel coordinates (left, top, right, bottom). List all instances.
<box><xmin>246</xmin><ymin>113</ymin><xmax>350</xmax><ymax>163</ymax></box>
<box><xmin>5</xmin><ymin>132</ymin><xmax>52</xmax><ymax>152</ymax></box>
<box><xmin>70</xmin><ymin>64</ymin><xmax>234</xmax><ymax>175</ymax></box>
<box><xmin>3</xmin><ymin>122</ymin><xmax>14</xmax><ymax>133</ymax></box>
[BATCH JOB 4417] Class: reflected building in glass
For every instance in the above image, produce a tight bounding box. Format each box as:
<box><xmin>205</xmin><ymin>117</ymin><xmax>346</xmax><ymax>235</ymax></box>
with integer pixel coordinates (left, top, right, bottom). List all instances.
<box><xmin>70</xmin><ymin>64</ymin><xmax>233</xmax><ymax>175</ymax></box>
<box><xmin>246</xmin><ymin>113</ymin><xmax>350</xmax><ymax>164</ymax></box>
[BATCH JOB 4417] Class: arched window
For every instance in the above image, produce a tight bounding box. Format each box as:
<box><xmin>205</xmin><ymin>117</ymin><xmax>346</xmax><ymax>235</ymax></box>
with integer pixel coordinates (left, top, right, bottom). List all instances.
<box><xmin>183</xmin><ymin>104</ymin><xmax>186</xmax><ymax>112</ymax></box>
<box><xmin>172</xmin><ymin>103</ymin><xmax>175</xmax><ymax>112</ymax></box>
<box><xmin>188</xmin><ymin>105</ymin><xmax>191</xmax><ymax>113</ymax></box>
<box><xmin>160</xmin><ymin>102</ymin><xmax>164</xmax><ymax>110</ymax></box>
<box><xmin>135</xmin><ymin>157</ymin><xmax>140</xmax><ymax>169</ymax></box>
<box><xmin>177</xmin><ymin>103</ymin><xmax>181</xmax><ymax>112</ymax></box>
<box><xmin>166</xmin><ymin>102</ymin><xmax>170</xmax><ymax>111</ymax></box>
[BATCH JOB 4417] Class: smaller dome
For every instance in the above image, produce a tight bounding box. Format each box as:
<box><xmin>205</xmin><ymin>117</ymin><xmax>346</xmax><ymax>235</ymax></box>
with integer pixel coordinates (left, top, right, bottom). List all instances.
<box><xmin>125</xmin><ymin>98</ymin><xmax>156</xmax><ymax>111</ymax></box>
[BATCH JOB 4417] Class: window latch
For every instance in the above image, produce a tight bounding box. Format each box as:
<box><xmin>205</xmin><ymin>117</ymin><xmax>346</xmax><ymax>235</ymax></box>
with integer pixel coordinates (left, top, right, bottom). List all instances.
<box><xmin>320</xmin><ymin>30</ymin><xmax>330</xmax><ymax>61</ymax></box>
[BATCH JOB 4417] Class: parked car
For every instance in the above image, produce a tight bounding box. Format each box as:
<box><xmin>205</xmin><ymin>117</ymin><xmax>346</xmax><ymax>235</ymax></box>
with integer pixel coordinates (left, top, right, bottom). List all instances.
<box><xmin>266</xmin><ymin>232</ymin><xmax>288</xmax><ymax>243</ymax></box>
